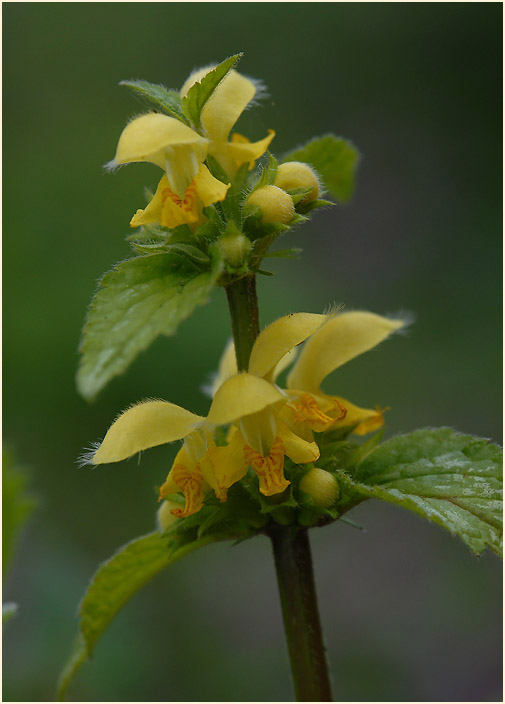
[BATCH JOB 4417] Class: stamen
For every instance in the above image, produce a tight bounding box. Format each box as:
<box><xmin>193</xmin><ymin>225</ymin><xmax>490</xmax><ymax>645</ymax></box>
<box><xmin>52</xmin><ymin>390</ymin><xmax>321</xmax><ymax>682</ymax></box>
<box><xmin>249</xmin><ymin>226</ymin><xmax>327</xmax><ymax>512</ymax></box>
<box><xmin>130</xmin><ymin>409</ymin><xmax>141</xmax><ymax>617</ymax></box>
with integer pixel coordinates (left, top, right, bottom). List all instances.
<box><xmin>287</xmin><ymin>393</ymin><xmax>345</xmax><ymax>432</ymax></box>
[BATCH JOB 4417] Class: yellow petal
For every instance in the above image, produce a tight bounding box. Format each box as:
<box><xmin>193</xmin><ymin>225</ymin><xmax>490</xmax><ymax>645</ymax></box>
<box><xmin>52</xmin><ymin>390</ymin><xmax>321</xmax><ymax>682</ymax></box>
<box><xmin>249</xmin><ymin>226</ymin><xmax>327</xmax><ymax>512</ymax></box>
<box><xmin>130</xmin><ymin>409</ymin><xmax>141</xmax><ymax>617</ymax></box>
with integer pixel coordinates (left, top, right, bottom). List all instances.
<box><xmin>330</xmin><ymin>395</ymin><xmax>386</xmax><ymax>435</ymax></box>
<box><xmin>249</xmin><ymin>313</ymin><xmax>327</xmax><ymax>379</ymax></box>
<box><xmin>211</xmin><ymin>339</ymin><xmax>237</xmax><ymax>396</ymax></box>
<box><xmin>193</xmin><ymin>164</ymin><xmax>230</xmax><ymax>206</ymax></box>
<box><xmin>238</xmin><ymin>408</ymin><xmax>277</xmax><ymax>456</ymax></box>
<box><xmin>200</xmin><ymin>69</ymin><xmax>257</xmax><ymax>142</ymax></box>
<box><xmin>213</xmin><ymin>130</ymin><xmax>275</xmax><ymax>171</ymax></box>
<box><xmin>271</xmin><ymin>347</ymin><xmax>298</xmax><ymax>383</ymax></box>
<box><xmin>113</xmin><ymin>113</ymin><xmax>207</xmax><ymax>170</ymax></box>
<box><xmin>165</xmin><ymin>461</ymin><xmax>205</xmax><ymax>518</ymax></box>
<box><xmin>159</xmin><ymin>445</ymin><xmax>189</xmax><ymax>497</ymax></box>
<box><xmin>276</xmin><ymin>419</ymin><xmax>320</xmax><ymax>464</ymax></box>
<box><xmin>129</xmin><ymin>175</ymin><xmax>167</xmax><ymax>227</ymax></box>
<box><xmin>285</xmin><ymin>392</ymin><xmax>343</xmax><ymax>433</ymax></box>
<box><xmin>160</xmin><ymin>182</ymin><xmax>200</xmax><ymax>227</ymax></box>
<box><xmin>92</xmin><ymin>401</ymin><xmax>204</xmax><ymax>464</ymax></box>
<box><xmin>244</xmin><ymin>436</ymin><xmax>289</xmax><ymax>496</ymax></box>
<box><xmin>204</xmin><ymin>427</ymin><xmax>249</xmax><ymax>500</ymax></box>
<box><xmin>287</xmin><ymin>311</ymin><xmax>405</xmax><ymax>393</ymax></box>
<box><xmin>207</xmin><ymin>373</ymin><xmax>284</xmax><ymax>426</ymax></box>
<box><xmin>132</xmin><ymin>168</ymin><xmax>227</xmax><ymax>229</ymax></box>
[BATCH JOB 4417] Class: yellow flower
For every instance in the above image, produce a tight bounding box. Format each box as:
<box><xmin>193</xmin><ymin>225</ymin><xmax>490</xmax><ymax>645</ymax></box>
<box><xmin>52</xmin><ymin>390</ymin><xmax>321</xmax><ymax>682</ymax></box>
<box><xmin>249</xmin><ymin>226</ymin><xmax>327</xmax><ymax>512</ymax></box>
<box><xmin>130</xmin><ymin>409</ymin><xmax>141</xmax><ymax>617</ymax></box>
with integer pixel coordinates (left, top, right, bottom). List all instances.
<box><xmin>213</xmin><ymin>310</ymin><xmax>405</xmax><ymax>457</ymax></box>
<box><xmin>180</xmin><ymin>66</ymin><xmax>275</xmax><ymax>176</ymax></box>
<box><xmin>207</xmin><ymin>313</ymin><xmax>330</xmax><ymax>496</ymax></box>
<box><xmin>90</xmin><ymin>399</ymin><xmax>214</xmax><ymax>517</ymax></box>
<box><xmin>109</xmin><ymin>113</ymin><xmax>229</xmax><ymax>229</ymax></box>
<box><xmin>87</xmin><ymin>382</ymin><xmax>283</xmax><ymax>518</ymax></box>
<box><xmin>284</xmin><ymin>311</ymin><xmax>405</xmax><ymax>435</ymax></box>
<box><xmin>89</xmin><ymin>312</ymin><xmax>404</xmax><ymax>519</ymax></box>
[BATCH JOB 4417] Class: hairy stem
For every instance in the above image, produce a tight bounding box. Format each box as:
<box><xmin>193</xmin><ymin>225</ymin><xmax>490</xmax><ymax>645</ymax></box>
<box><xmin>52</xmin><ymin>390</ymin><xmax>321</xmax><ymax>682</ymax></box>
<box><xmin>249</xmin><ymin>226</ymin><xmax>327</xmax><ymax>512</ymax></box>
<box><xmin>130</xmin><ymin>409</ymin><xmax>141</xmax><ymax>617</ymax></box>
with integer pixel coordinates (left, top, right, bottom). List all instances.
<box><xmin>269</xmin><ymin>525</ymin><xmax>333</xmax><ymax>701</ymax></box>
<box><xmin>225</xmin><ymin>273</ymin><xmax>332</xmax><ymax>701</ymax></box>
<box><xmin>225</xmin><ymin>274</ymin><xmax>260</xmax><ymax>370</ymax></box>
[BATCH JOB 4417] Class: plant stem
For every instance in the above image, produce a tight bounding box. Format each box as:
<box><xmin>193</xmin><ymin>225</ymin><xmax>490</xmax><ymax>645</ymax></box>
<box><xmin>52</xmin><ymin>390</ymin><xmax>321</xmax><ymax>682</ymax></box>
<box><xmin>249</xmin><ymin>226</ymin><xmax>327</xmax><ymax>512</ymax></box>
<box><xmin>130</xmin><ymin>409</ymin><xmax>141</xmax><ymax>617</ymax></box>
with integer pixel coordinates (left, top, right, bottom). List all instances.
<box><xmin>269</xmin><ymin>525</ymin><xmax>333</xmax><ymax>702</ymax></box>
<box><xmin>225</xmin><ymin>274</ymin><xmax>260</xmax><ymax>371</ymax></box>
<box><xmin>224</xmin><ymin>273</ymin><xmax>332</xmax><ymax>701</ymax></box>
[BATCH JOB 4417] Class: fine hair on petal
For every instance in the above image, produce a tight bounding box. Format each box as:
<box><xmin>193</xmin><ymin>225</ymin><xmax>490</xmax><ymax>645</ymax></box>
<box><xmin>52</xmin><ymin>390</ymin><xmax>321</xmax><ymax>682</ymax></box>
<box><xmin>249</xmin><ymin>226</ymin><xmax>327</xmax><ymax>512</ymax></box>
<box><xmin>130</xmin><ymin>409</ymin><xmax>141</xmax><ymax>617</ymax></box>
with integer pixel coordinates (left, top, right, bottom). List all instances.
<box><xmin>77</xmin><ymin>441</ymin><xmax>101</xmax><ymax>468</ymax></box>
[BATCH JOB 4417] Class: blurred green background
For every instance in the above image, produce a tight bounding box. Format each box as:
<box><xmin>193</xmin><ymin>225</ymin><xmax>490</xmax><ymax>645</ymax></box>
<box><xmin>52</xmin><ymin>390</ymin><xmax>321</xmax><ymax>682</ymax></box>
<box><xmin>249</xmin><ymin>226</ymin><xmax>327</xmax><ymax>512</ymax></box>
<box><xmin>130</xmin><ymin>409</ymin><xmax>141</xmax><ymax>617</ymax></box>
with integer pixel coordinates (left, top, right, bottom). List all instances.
<box><xmin>3</xmin><ymin>3</ymin><xmax>502</xmax><ymax>701</ymax></box>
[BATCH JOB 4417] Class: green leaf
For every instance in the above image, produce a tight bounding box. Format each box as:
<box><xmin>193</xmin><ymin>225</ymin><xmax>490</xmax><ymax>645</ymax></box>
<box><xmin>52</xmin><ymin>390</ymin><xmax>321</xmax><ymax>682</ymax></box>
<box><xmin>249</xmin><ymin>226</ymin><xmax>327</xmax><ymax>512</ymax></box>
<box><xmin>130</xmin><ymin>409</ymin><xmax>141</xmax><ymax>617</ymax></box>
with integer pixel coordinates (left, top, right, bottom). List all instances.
<box><xmin>127</xmin><ymin>223</ymin><xmax>172</xmax><ymax>246</ymax></box>
<box><xmin>264</xmin><ymin>247</ymin><xmax>303</xmax><ymax>259</ymax></box>
<box><xmin>283</xmin><ymin>135</ymin><xmax>360</xmax><ymax>203</ymax></box>
<box><xmin>57</xmin><ymin>530</ymin><xmax>233</xmax><ymax>700</ymax></box>
<box><xmin>182</xmin><ymin>53</ymin><xmax>242</xmax><ymax>129</ymax></box>
<box><xmin>119</xmin><ymin>80</ymin><xmax>187</xmax><ymax>123</ymax></box>
<box><xmin>298</xmin><ymin>198</ymin><xmax>334</xmax><ymax>214</ymax></box>
<box><xmin>339</xmin><ymin>428</ymin><xmax>503</xmax><ymax>557</ymax></box>
<box><xmin>286</xmin><ymin>186</ymin><xmax>315</xmax><ymax>205</ymax></box>
<box><xmin>3</xmin><ymin>602</ymin><xmax>18</xmax><ymax>624</ymax></box>
<box><xmin>3</xmin><ymin>449</ymin><xmax>36</xmax><ymax>575</ymax></box>
<box><xmin>77</xmin><ymin>253</ymin><xmax>221</xmax><ymax>400</ymax></box>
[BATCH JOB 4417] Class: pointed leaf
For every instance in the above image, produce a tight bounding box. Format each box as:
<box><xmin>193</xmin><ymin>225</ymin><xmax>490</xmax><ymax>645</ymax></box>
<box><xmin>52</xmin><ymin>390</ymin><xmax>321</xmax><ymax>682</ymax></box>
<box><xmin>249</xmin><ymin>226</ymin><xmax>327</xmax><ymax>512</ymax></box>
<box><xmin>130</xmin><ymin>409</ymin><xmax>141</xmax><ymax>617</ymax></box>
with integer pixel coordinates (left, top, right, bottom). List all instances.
<box><xmin>182</xmin><ymin>53</ymin><xmax>242</xmax><ymax>129</ymax></box>
<box><xmin>120</xmin><ymin>80</ymin><xmax>187</xmax><ymax>122</ymax></box>
<box><xmin>264</xmin><ymin>248</ymin><xmax>303</xmax><ymax>259</ymax></box>
<box><xmin>57</xmin><ymin>530</ymin><xmax>234</xmax><ymax>700</ymax></box>
<box><xmin>77</xmin><ymin>253</ymin><xmax>221</xmax><ymax>400</ymax></box>
<box><xmin>338</xmin><ymin>428</ymin><xmax>503</xmax><ymax>557</ymax></box>
<box><xmin>3</xmin><ymin>449</ymin><xmax>36</xmax><ymax>576</ymax></box>
<box><xmin>283</xmin><ymin>135</ymin><xmax>359</xmax><ymax>203</ymax></box>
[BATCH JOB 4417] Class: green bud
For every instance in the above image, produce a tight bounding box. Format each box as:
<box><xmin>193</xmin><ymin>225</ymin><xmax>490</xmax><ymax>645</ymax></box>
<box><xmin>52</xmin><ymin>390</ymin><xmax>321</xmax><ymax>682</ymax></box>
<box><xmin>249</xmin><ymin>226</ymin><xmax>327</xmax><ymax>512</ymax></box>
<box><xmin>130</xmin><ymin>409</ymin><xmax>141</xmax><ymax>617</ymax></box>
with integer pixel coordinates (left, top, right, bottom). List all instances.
<box><xmin>217</xmin><ymin>231</ymin><xmax>252</xmax><ymax>268</ymax></box>
<box><xmin>299</xmin><ymin>468</ymin><xmax>340</xmax><ymax>508</ymax></box>
<box><xmin>245</xmin><ymin>185</ymin><xmax>295</xmax><ymax>224</ymax></box>
<box><xmin>156</xmin><ymin>500</ymin><xmax>180</xmax><ymax>532</ymax></box>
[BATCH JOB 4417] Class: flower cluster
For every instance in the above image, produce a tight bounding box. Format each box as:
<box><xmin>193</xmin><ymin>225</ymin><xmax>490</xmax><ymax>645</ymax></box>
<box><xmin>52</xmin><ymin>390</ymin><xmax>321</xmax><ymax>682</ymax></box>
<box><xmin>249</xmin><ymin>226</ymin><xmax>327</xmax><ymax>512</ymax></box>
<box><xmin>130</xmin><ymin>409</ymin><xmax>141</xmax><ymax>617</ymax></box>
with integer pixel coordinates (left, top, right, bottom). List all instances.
<box><xmin>89</xmin><ymin>58</ymin><xmax>404</xmax><ymax>526</ymax></box>
<box><xmin>91</xmin><ymin>311</ymin><xmax>403</xmax><ymax>519</ymax></box>
<box><xmin>107</xmin><ymin>60</ymin><xmax>326</xmax><ymax>255</ymax></box>
<box><xmin>108</xmin><ymin>66</ymin><xmax>275</xmax><ymax>230</ymax></box>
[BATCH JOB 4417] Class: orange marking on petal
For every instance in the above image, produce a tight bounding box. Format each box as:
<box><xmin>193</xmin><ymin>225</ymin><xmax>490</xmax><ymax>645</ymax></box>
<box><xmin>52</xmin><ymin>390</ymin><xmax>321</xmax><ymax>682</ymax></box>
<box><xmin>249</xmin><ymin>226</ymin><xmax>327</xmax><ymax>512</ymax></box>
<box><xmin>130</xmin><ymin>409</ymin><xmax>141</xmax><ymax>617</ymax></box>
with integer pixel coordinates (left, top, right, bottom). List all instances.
<box><xmin>215</xmin><ymin>486</ymin><xmax>228</xmax><ymax>503</ymax></box>
<box><xmin>287</xmin><ymin>394</ymin><xmax>341</xmax><ymax>432</ymax></box>
<box><xmin>182</xmin><ymin>181</ymin><xmax>198</xmax><ymax>213</ymax></box>
<box><xmin>160</xmin><ymin>463</ymin><xmax>204</xmax><ymax>518</ymax></box>
<box><xmin>243</xmin><ymin>436</ymin><xmax>290</xmax><ymax>496</ymax></box>
<box><xmin>334</xmin><ymin>399</ymin><xmax>347</xmax><ymax>421</ymax></box>
<box><xmin>162</xmin><ymin>188</ymin><xmax>182</xmax><ymax>207</ymax></box>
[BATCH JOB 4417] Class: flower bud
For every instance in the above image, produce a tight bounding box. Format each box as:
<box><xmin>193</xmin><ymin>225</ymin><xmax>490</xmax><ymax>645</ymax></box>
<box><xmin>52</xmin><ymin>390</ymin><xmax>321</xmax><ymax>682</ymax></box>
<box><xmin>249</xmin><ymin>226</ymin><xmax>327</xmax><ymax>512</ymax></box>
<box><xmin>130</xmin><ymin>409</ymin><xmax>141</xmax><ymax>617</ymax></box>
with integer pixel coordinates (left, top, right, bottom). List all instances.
<box><xmin>156</xmin><ymin>499</ymin><xmax>180</xmax><ymax>532</ymax></box>
<box><xmin>217</xmin><ymin>232</ymin><xmax>252</xmax><ymax>268</ymax></box>
<box><xmin>298</xmin><ymin>468</ymin><xmax>340</xmax><ymax>508</ymax></box>
<box><xmin>275</xmin><ymin>162</ymin><xmax>320</xmax><ymax>203</ymax></box>
<box><xmin>245</xmin><ymin>185</ymin><xmax>295</xmax><ymax>224</ymax></box>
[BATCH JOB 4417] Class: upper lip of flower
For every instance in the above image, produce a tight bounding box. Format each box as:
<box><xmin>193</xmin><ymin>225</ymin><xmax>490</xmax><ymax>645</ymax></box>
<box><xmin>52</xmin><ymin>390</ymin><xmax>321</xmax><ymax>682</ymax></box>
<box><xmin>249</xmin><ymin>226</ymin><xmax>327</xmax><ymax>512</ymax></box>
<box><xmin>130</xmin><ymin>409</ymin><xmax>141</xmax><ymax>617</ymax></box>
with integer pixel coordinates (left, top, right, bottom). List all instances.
<box><xmin>108</xmin><ymin>113</ymin><xmax>207</xmax><ymax>168</ymax></box>
<box><xmin>180</xmin><ymin>66</ymin><xmax>275</xmax><ymax>175</ymax></box>
<box><xmin>211</xmin><ymin>309</ymin><xmax>406</xmax><ymax>435</ymax></box>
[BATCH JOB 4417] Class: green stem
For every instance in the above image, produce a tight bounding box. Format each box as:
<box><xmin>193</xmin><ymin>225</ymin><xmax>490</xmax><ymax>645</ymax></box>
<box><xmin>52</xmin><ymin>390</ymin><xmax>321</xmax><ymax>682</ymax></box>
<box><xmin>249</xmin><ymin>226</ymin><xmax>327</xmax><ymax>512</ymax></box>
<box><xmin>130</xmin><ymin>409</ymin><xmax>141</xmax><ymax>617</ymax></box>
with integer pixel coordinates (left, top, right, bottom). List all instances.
<box><xmin>225</xmin><ymin>274</ymin><xmax>260</xmax><ymax>370</ymax></box>
<box><xmin>224</xmin><ymin>273</ymin><xmax>332</xmax><ymax>701</ymax></box>
<box><xmin>269</xmin><ymin>525</ymin><xmax>333</xmax><ymax>702</ymax></box>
